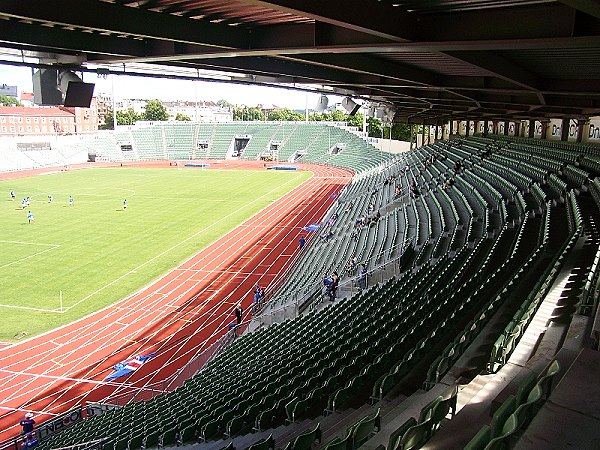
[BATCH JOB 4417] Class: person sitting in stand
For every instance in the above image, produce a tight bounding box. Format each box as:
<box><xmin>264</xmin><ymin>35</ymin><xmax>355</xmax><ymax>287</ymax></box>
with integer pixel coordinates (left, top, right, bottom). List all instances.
<box><xmin>330</xmin><ymin>271</ymin><xmax>339</xmax><ymax>301</ymax></box>
<box><xmin>22</xmin><ymin>434</ymin><xmax>38</xmax><ymax>449</ymax></box>
<box><xmin>345</xmin><ymin>255</ymin><xmax>358</xmax><ymax>275</ymax></box>
<box><xmin>323</xmin><ymin>273</ymin><xmax>334</xmax><ymax>301</ymax></box>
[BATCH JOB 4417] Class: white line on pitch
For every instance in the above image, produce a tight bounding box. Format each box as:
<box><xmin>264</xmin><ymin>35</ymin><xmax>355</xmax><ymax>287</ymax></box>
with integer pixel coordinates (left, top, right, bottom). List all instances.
<box><xmin>0</xmin><ymin>304</ymin><xmax>60</xmax><ymax>313</ymax></box>
<box><xmin>0</xmin><ymin>246</ymin><xmax>61</xmax><ymax>270</ymax></box>
<box><xmin>0</xmin><ymin>240</ymin><xmax>60</xmax><ymax>247</ymax></box>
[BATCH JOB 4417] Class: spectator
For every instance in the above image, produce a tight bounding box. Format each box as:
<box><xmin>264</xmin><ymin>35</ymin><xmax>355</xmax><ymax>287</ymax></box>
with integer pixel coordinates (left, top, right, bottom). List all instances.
<box><xmin>19</xmin><ymin>413</ymin><xmax>34</xmax><ymax>436</ymax></box>
<box><xmin>234</xmin><ymin>304</ymin><xmax>243</xmax><ymax>325</ymax></box>
<box><xmin>321</xmin><ymin>229</ymin><xmax>334</xmax><ymax>241</ymax></box>
<box><xmin>22</xmin><ymin>434</ymin><xmax>38</xmax><ymax>450</ymax></box>
<box><xmin>253</xmin><ymin>284</ymin><xmax>264</xmax><ymax>305</ymax></box>
<box><xmin>323</xmin><ymin>274</ymin><xmax>334</xmax><ymax>301</ymax></box>
<box><xmin>346</xmin><ymin>255</ymin><xmax>357</xmax><ymax>275</ymax></box>
<box><xmin>357</xmin><ymin>264</ymin><xmax>368</xmax><ymax>290</ymax></box>
<box><xmin>331</xmin><ymin>271</ymin><xmax>339</xmax><ymax>301</ymax></box>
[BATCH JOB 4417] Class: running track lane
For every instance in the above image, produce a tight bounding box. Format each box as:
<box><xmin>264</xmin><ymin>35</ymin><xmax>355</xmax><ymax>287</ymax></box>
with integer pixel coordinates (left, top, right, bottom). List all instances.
<box><xmin>0</xmin><ymin>163</ymin><xmax>352</xmax><ymax>440</ymax></box>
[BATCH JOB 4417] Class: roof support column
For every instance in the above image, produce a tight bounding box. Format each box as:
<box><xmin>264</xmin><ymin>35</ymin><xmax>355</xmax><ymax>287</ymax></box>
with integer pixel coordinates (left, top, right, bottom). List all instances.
<box><xmin>561</xmin><ymin>118</ymin><xmax>570</xmax><ymax>141</ymax></box>
<box><xmin>577</xmin><ymin>119</ymin><xmax>585</xmax><ymax>143</ymax></box>
<box><xmin>528</xmin><ymin>120</ymin><xmax>535</xmax><ymax>138</ymax></box>
<box><xmin>541</xmin><ymin>120</ymin><xmax>548</xmax><ymax>140</ymax></box>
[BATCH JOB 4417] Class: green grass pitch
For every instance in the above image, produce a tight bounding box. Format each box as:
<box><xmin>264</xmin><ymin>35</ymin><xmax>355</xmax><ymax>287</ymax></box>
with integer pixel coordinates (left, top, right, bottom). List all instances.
<box><xmin>0</xmin><ymin>167</ymin><xmax>310</xmax><ymax>342</ymax></box>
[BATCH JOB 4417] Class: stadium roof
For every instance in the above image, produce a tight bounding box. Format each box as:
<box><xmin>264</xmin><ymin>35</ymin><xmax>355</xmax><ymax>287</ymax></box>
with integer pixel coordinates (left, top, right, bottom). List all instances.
<box><xmin>1</xmin><ymin>0</ymin><xmax>600</xmax><ymax>123</ymax></box>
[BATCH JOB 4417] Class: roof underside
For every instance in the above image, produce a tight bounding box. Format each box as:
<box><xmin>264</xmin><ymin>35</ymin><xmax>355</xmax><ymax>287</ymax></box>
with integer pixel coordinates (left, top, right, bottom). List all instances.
<box><xmin>1</xmin><ymin>0</ymin><xmax>600</xmax><ymax>123</ymax></box>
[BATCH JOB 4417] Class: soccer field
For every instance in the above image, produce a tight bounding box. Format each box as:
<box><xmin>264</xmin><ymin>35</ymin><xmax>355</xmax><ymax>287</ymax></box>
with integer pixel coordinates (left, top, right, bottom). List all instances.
<box><xmin>0</xmin><ymin>167</ymin><xmax>310</xmax><ymax>342</ymax></box>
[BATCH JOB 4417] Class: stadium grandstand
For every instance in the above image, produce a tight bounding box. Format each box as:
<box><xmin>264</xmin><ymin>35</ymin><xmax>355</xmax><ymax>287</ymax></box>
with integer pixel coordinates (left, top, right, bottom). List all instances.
<box><xmin>1</xmin><ymin>1</ymin><xmax>600</xmax><ymax>450</ymax></box>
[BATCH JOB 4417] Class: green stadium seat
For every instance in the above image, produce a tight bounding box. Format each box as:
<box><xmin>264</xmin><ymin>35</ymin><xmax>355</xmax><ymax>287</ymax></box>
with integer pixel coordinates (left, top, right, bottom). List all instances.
<box><xmin>246</xmin><ymin>434</ymin><xmax>274</xmax><ymax>450</ymax></box>
<box><xmin>537</xmin><ymin>359</ymin><xmax>560</xmax><ymax>400</ymax></box>
<box><xmin>490</xmin><ymin>395</ymin><xmax>516</xmax><ymax>439</ymax></box>
<box><xmin>284</xmin><ymin>423</ymin><xmax>321</xmax><ymax>450</ymax></box>
<box><xmin>464</xmin><ymin>424</ymin><xmax>491</xmax><ymax>450</ymax></box>
<box><xmin>350</xmin><ymin>408</ymin><xmax>381</xmax><ymax>448</ymax></box>
<box><xmin>484</xmin><ymin>414</ymin><xmax>518</xmax><ymax>450</ymax></box>
<box><xmin>399</xmin><ymin>418</ymin><xmax>432</xmax><ymax>450</ymax></box>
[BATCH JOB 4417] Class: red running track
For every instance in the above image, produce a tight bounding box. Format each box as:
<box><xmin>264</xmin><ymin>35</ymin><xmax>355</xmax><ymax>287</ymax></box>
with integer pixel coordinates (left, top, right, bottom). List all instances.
<box><xmin>0</xmin><ymin>162</ymin><xmax>352</xmax><ymax>440</ymax></box>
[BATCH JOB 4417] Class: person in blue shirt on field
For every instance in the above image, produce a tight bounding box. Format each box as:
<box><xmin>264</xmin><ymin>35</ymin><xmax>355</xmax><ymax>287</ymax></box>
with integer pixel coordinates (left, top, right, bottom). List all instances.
<box><xmin>68</xmin><ymin>195</ymin><xmax>74</xmax><ymax>206</ymax></box>
<box><xmin>299</xmin><ymin>236</ymin><xmax>306</xmax><ymax>250</ymax></box>
<box><xmin>27</xmin><ymin>211</ymin><xmax>34</xmax><ymax>224</ymax></box>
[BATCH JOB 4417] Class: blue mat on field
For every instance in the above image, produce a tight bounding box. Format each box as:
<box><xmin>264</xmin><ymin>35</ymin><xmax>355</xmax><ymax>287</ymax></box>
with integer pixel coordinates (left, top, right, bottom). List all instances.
<box><xmin>105</xmin><ymin>352</ymin><xmax>156</xmax><ymax>381</ymax></box>
<box><xmin>268</xmin><ymin>165</ymin><xmax>298</xmax><ymax>171</ymax></box>
<box><xmin>185</xmin><ymin>163</ymin><xmax>210</xmax><ymax>168</ymax></box>
<box><xmin>302</xmin><ymin>223</ymin><xmax>320</xmax><ymax>232</ymax></box>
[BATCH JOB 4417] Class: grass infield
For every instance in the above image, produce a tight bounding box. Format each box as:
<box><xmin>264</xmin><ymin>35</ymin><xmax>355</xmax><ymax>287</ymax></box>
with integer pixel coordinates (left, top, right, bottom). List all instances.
<box><xmin>0</xmin><ymin>167</ymin><xmax>310</xmax><ymax>342</ymax></box>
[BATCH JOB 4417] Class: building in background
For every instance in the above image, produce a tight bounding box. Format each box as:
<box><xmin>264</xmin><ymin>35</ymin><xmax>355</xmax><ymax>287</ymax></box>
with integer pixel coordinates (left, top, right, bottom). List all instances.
<box><xmin>0</xmin><ymin>84</ymin><xmax>18</xmax><ymax>98</ymax></box>
<box><xmin>61</xmin><ymin>97</ymin><xmax>98</xmax><ymax>134</ymax></box>
<box><xmin>95</xmin><ymin>94</ymin><xmax>112</xmax><ymax>126</ymax></box>
<box><xmin>0</xmin><ymin>97</ymin><xmax>98</xmax><ymax>136</ymax></box>
<box><xmin>0</xmin><ymin>106</ymin><xmax>75</xmax><ymax>136</ymax></box>
<box><xmin>19</xmin><ymin>92</ymin><xmax>34</xmax><ymax>107</ymax></box>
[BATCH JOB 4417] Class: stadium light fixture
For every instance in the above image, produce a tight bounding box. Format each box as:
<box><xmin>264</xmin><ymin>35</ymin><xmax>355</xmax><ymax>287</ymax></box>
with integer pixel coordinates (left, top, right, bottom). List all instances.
<box><xmin>383</xmin><ymin>107</ymin><xmax>396</xmax><ymax>124</ymax></box>
<box><xmin>315</xmin><ymin>94</ymin><xmax>329</xmax><ymax>113</ymax></box>
<box><xmin>341</xmin><ymin>96</ymin><xmax>361</xmax><ymax>116</ymax></box>
<box><xmin>59</xmin><ymin>70</ymin><xmax>95</xmax><ymax>107</ymax></box>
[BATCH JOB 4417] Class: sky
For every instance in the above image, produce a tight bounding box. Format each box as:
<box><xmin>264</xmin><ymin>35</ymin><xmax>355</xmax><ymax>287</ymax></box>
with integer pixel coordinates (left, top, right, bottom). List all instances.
<box><xmin>0</xmin><ymin>64</ymin><xmax>343</xmax><ymax>110</ymax></box>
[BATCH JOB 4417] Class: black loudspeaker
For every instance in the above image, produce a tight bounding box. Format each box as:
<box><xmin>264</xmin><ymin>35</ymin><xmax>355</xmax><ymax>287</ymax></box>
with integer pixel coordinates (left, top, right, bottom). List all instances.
<box><xmin>63</xmin><ymin>81</ymin><xmax>95</xmax><ymax>107</ymax></box>
<box><xmin>32</xmin><ymin>69</ymin><xmax>62</xmax><ymax>105</ymax></box>
<box><xmin>33</xmin><ymin>69</ymin><xmax>95</xmax><ymax>107</ymax></box>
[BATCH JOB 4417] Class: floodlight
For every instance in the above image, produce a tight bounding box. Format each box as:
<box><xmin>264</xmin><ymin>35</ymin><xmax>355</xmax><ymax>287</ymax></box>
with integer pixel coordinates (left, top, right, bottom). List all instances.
<box><xmin>367</xmin><ymin>104</ymin><xmax>377</xmax><ymax>118</ymax></box>
<box><xmin>32</xmin><ymin>69</ymin><xmax>62</xmax><ymax>105</ymax></box>
<box><xmin>315</xmin><ymin>94</ymin><xmax>329</xmax><ymax>113</ymax></box>
<box><xmin>59</xmin><ymin>70</ymin><xmax>95</xmax><ymax>107</ymax></box>
<box><xmin>383</xmin><ymin>107</ymin><xmax>396</xmax><ymax>124</ymax></box>
<box><xmin>341</xmin><ymin>97</ymin><xmax>361</xmax><ymax>116</ymax></box>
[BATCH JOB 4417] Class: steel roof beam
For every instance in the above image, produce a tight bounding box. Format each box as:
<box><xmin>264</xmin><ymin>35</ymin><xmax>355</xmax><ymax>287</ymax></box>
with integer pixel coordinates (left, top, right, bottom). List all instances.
<box><xmin>0</xmin><ymin>0</ymin><xmax>248</xmax><ymax>49</ymax></box>
<box><xmin>557</xmin><ymin>0</ymin><xmax>600</xmax><ymax>19</ymax></box>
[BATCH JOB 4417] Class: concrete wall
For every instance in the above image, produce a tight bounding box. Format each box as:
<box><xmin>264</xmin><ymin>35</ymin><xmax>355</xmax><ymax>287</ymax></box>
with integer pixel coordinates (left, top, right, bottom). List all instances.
<box><xmin>370</xmin><ymin>138</ymin><xmax>411</xmax><ymax>154</ymax></box>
